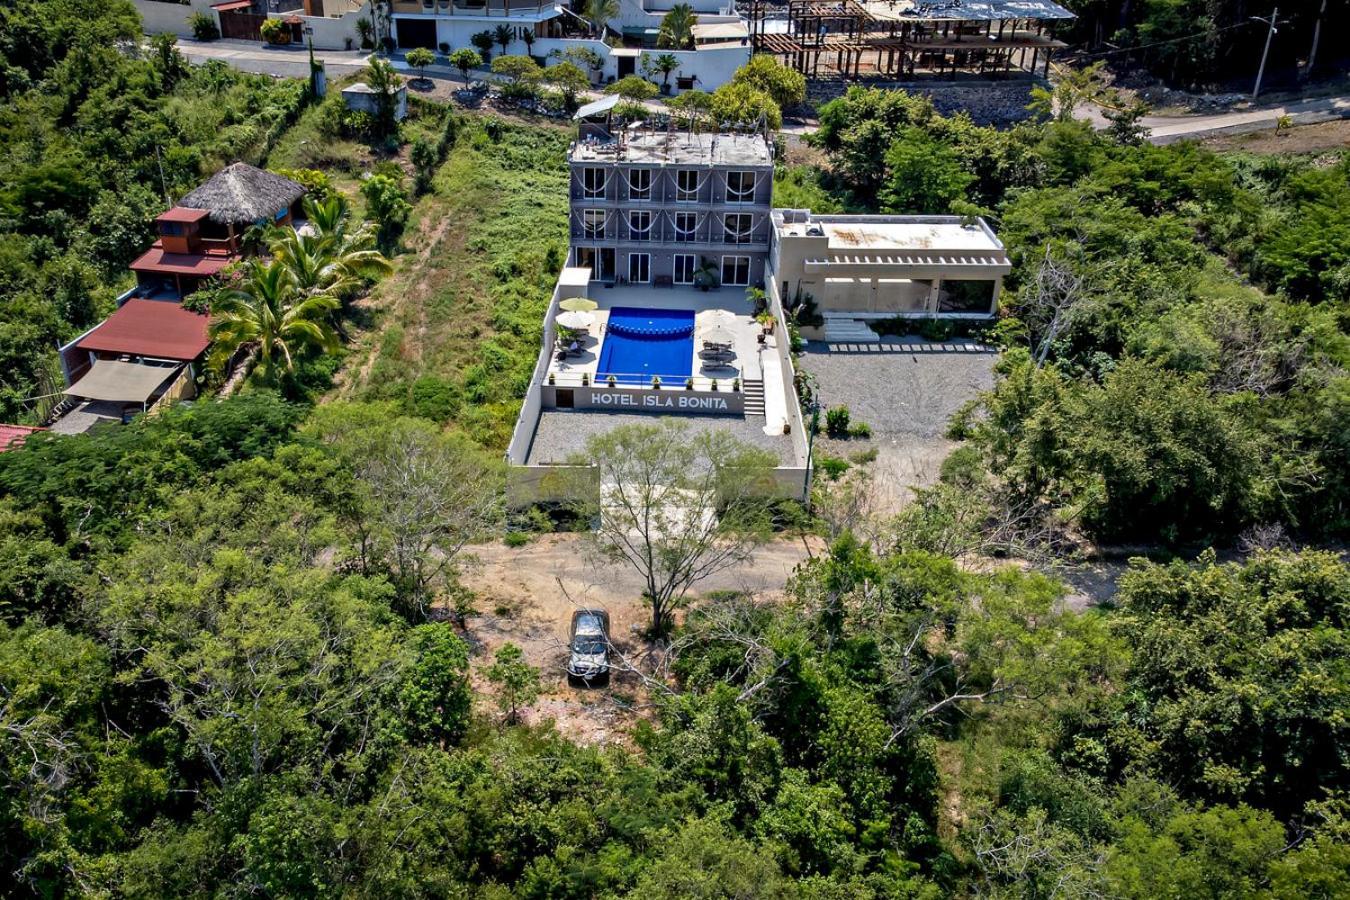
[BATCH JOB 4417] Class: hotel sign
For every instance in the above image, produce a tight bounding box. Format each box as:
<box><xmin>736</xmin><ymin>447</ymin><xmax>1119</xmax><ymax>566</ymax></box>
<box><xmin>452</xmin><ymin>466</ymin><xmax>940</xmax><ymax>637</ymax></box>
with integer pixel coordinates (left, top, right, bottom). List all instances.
<box><xmin>543</xmin><ymin>384</ymin><xmax>744</xmax><ymax>415</ymax></box>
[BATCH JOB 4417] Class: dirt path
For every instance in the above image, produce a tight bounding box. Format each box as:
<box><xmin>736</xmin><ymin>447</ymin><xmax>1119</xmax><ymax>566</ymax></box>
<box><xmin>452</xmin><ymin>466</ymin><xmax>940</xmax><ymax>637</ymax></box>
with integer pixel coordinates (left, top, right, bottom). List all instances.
<box><xmin>458</xmin><ymin>533</ymin><xmax>818</xmax><ymax>744</ymax></box>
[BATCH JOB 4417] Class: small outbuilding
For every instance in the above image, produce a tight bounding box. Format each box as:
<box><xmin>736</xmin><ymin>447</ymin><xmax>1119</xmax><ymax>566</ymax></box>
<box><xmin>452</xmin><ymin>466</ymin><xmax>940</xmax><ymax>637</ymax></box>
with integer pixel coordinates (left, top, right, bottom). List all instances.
<box><xmin>342</xmin><ymin>81</ymin><xmax>408</xmax><ymax>122</ymax></box>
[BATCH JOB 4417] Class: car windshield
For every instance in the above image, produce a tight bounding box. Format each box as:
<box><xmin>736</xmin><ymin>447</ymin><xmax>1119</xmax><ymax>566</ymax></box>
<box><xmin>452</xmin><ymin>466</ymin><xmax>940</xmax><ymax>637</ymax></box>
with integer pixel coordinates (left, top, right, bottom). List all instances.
<box><xmin>574</xmin><ymin>640</ymin><xmax>607</xmax><ymax>655</ymax></box>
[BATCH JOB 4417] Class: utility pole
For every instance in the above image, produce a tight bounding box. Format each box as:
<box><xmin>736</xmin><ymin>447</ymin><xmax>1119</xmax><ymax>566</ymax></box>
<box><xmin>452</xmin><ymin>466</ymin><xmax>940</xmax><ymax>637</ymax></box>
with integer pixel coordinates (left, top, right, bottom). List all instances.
<box><xmin>1250</xmin><ymin>7</ymin><xmax>1281</xmax><ymax>100</ymax></box>
<box><xmin>1307</xmin><ymin>0</ymin><xmax>1327</xmax><ymax>76</ymax></box>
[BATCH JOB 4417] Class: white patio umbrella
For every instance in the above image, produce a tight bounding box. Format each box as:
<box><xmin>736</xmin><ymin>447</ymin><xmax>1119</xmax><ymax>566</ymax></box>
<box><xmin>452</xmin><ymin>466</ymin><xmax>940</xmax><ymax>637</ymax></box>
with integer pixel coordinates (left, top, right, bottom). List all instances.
<box><xmin>559</xmin><ymin>297</ymin><xmax>599</xmax><ymax>312</ymax></box>
<box><xmin>702</xmin><ymin>326</ymin><xmax>736</xmax><ymax>346</ymax></box>
<box><xmin>704</xmin><ymin>309</ymin><xmax>736</xmax><ymax>325</ymax></box>
<box><xmin>556</xmin><ymin>310</ymin><xmax>596</xmax><ymax>330</ymax></box>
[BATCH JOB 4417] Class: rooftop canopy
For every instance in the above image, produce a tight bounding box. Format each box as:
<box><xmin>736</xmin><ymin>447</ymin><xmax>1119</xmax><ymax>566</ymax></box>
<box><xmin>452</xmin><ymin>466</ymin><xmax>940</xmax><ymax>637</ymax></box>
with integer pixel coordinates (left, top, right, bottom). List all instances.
<box><xmin>65</xmin><ymin>360</ymin><xmax>181</xmax><ymax>404</ymax></box>
<box><xmin>179</xmin><ymin>162</ymin><xmax>305</xmax><ymax>226</ymax></box>
<box><xmin>573</xmin><ymin>94</ymin><xmax>620</xmax><ymax>121</ymax></box>
<box><xmin>77</xmin><ymin>299</ymin><xmax>211</xmax><ymax>361</ymax></box>
<box><xmin>864</xmin><ymin>0</ymin><xmax>1076</xmax><ymax>21</ymax></box>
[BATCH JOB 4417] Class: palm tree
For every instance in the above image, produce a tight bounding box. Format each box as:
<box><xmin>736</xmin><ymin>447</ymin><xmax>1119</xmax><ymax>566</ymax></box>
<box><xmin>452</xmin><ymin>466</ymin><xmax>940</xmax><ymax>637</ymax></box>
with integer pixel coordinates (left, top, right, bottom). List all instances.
<box><xmin>651</xmin><ymin>52</ymin><xmax>679</xmax><ymax>92</ymax></box>
<box><xmin>658</xmin><ymin>3</ymin><xmax>697</xmax><ymax>50</ymax></box>
<box><xmin>273</xmin><ymin>196</ymin><xmax>392</xmax><ymax>301</ymax></box>
<box><xmin>209</xmin><ymin>258</ymin><xmax>341</xmax><ymax>382</ymax></box>
<box><xmin>583</xmin><ymin>0</ymin><xmax>619</xmax><ymax>39</ymax></box>
<box><xmin>493</xmin><ymin>24</ymin><xmax>514</xmax><ymax>56</ymax></box>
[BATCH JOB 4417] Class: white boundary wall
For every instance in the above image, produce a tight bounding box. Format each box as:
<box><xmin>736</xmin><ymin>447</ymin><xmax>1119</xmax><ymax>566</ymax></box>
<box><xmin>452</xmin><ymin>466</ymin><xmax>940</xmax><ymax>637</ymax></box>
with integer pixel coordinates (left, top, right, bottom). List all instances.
<box><xmin>133</xmin><ymin>0</ymin><xmax>370</xmax><ymax>50</ymax></box>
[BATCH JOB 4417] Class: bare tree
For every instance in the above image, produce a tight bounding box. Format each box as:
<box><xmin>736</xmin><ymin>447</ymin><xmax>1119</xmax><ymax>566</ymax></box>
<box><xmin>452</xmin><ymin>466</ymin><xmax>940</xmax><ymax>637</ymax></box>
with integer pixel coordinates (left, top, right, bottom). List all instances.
<box><xmin>314</xmin><ymin>415</ymin><xmax>504</xmax><ymax>617</ymax></box>
<box><xmin>571</xmin><ymin>420</ymin><xmax>777</xmax><ymax>637</ymax></box>
<box><xmin>1022</xmin><ymin>246</ymin><xmax>1086</xmax><ymax>367</ymax></box>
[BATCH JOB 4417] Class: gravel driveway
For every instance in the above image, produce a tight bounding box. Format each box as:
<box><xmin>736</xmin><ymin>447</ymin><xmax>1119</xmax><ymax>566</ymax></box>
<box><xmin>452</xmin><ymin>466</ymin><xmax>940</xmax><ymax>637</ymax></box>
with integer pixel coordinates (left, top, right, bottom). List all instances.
<box><xmin>799</xmin><ymin>339</ymin><xmax>999</xmax><ymax>513</ymax></box>
<box><xmin>800</xmin><ymin>339</ymin><xmax>998</xmax><ymax>439</ymax></box>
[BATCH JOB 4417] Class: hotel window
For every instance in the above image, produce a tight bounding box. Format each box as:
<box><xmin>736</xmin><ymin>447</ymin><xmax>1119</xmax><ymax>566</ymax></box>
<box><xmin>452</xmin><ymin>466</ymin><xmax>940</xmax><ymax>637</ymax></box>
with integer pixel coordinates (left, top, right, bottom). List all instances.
<box><xmin>723</xmin><ymin>213</ymin><xmax>754</xmax><ymax>245</ymax></box>
<box><xmin>581</xmin><ymin>167</ymin><xmax>606</xmax><ymax>200</ymax></box>
<box><xmin>726</xmin><ymin>170</ymin><xmax>756</xmax><ymax>204</ymax></box>
<box><xmin>676</xmin><ymin>169</ymin><xmax>700</xmax><ymax>202</ymax></box>
<box><xmin>628</xmin><ymin>210</ymin><xmax>653</xmax><ymax>241</ymax></box>
<box><xmin>627</xmin><ymin>168</ymin><xmax>652</xmax><ymax>201</ymax></box>
<box><xmin>582</xmin><ymin>209</ymin><xmax>606</xmax><ymax>240</ymax></box>
<box><xmin>721</xmin><ymin>255</ymin><xmax>750</xmax><ymax>287</ymax></box>
<box><xmin>674</xmin><ymin>212</ymin><xmax>698</xmax><ymax>243</ymax></box>
<box><xmin>575</xmin><ymin>246</ymin><xmax>596</xmax><ymax>272</ymax></box>
<box><xmin>628</xmin><ymin>252</ymin><xmax>651</xmax><ymax>284</ymax></box>
<box><xmin>674</xmin><ymin>254</ymin><xmax>696</xmax><ymax>285</ymax></box>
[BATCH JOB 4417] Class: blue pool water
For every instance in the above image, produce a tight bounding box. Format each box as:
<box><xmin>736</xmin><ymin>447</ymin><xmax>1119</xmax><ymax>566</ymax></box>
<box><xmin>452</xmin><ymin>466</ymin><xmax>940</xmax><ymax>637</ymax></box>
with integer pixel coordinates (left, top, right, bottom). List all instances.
<box><xmin>596</xmin><ymin>307</ymin><xmax>695</xmax><ymax>385</ymax></box>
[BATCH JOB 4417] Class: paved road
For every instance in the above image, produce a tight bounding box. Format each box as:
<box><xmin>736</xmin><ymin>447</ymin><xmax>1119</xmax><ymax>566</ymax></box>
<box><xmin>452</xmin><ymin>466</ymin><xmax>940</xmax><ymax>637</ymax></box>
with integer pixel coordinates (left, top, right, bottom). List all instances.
<box><xmin>1082</xmin><ymin>93</ymin><xmax>1350</xmax><ymax>144</ymax></box>
<box><xmin>176</xmin><ymin>39</ymin><xmax>1350</xmax><ymax>143</ymax></box>
<box><xmin>177</xmin><ymin>38</ymin><xmax>372</xmax><ymax>79</ymax></box>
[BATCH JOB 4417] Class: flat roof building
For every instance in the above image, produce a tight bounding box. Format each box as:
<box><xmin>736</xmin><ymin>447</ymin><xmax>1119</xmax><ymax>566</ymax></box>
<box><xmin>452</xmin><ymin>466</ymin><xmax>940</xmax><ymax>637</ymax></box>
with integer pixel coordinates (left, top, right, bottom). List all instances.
<box><xmin>769</xmin><ymin>209</ymin><xmax>1011</xmax><ymax>342</ymax></box>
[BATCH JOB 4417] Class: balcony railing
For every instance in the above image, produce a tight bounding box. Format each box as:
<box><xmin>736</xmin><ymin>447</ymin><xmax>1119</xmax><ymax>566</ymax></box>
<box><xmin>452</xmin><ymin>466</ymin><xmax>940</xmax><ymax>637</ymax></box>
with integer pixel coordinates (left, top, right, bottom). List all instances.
<box><xmin>392</xmin><ymin>0</ymin><xmax>554</xmax><ymax>14</ymax></box>
<box><xmin>569</xmin><ymin>227</ymin><xmax>769</xmax><ymax>247</ymax></box>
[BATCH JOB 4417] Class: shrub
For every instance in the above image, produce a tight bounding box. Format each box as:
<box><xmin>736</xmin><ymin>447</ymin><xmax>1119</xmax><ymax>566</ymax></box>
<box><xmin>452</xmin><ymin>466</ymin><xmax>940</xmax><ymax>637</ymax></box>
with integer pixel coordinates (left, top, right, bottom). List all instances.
<box><xmin>259</xmin><ymin>17</ymin><xmax>288</xmax><ymax>45</ymax></box>
<box><xmin>188</xmin><ymin>11</ymin><xmax>219</xmax><ymax>41</ymax></box>
<box><xmin>361</xmin><ymin>173</ymin><xmax>412</xmax><ymax>248</ymax></box>
<box><xmin>503</xmin><ymin>531</ymin><xmax>530</xmax><ymax>547</ymax></box>
<box><xmin>847</xmin><ymin>421</ymin><xmax>872</xmax><ymax>439</ymax></box>
<box><xmin>824</xmin><ymin>405</ymin><xmax>850</xmax><ymax>438</ymax></box>
<box><xmin>918</xmin><ymin>317</ymin><xmax>955</xmax><ymax>342</ymax></box>
<box><xmin>815</xmin><ymin>455</ymin><xmax>850</xmax><ymax>480</ymax></box>
<box><xmin>470</xmin><ymin>30</ymin><xmax>495</xmax><ymax>62</ymax></box>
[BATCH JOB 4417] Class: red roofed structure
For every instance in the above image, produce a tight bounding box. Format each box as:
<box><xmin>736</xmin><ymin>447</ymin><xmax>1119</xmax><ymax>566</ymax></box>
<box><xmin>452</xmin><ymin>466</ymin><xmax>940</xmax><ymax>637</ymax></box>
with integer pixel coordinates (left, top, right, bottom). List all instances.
<box><xmin>0</xmin><ymin>424</ymin><xmax>42</xmax><ymax>452</ymax></box>
<box><xmin>130</xmin><ymin>206</ymin><xmax>241</xmax><ymax>297</ymax></box>
<box><xmin>76</xmin><ymin>299</ymin><xmax>210</xmax><ymax>361</ymax></box>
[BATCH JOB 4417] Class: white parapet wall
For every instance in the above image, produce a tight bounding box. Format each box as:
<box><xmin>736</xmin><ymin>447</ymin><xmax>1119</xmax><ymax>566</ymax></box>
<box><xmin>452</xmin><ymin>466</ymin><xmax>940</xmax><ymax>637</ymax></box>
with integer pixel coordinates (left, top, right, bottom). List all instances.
<box><xmin>133</xmin><ymin>0</ymin><xmax>370</xmax><ymax>50</ymax></box>
<box><xmin>534</xmin><ymin>37</ymin><xmax>748</xmax><ymax>91</ymax></box>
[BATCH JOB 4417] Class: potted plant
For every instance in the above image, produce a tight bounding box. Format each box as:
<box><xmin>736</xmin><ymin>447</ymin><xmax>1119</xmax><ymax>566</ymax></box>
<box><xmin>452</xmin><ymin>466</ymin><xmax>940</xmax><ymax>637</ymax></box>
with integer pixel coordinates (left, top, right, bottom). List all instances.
<box><xmin>581</xmin><ymin>371</ymin><xmax>590</xmax><ymax>386</ymax></box>
<box><xmin>606</xmin><ymin>374</ymin><xmax>617</xmax><ymax>387</ymax></box>
<box><xmin>710</xmin><ymin>378</ymin><xmax>718</xmax><ymax>391</ymax></box>
<box><xmin>755</xmin><ymin>310</ymin><xmax>776</xmax><ymax>334</ymax></box>
<box><xmin>547</xmin><ymin>371</ymin><xmax>556</xmax><ymax>385</ymax></box>
<box><xmin>732</xmin><ymin>376</ymin><xmax>740</xmax><ymax>392</ymax></box>
<box><xmin>651</xmin><ymin>375</ymin><xmax>661</xmax><ymax>389</ymax></box>
<box><xmin>692</xmin><ymin>258</ymin><xmax>719</xmax><ymax>292</ymax></box>
<box><xmin>685</xmin><ymin>376</ymin><xmax>694</xmax><ymax>390</ymax></box>
<box><xmin>260</xmin><ymin>17</ymin><xmax>289</xmax><ymax>45</ymax></box>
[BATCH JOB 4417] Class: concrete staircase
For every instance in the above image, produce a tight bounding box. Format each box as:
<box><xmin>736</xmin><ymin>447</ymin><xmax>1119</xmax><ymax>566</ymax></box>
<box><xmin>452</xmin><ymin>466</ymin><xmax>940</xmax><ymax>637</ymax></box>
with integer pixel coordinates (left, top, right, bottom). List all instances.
<box><xmin>823</xmin><ymin>316</ymin><xmax>880</xmax><ymax>344</ymax></box>
<box><xmin>741</xmin><ymin>378</ymin><xmax>765</xmax><ymax>418</ymax></box>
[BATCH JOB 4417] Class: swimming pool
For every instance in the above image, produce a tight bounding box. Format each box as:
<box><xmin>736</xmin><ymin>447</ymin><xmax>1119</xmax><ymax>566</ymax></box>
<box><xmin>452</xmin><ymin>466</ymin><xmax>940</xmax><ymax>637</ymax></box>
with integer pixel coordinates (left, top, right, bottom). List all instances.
<box><xmin>596</xmin><ymin>307</ymin><xmax>695</xmax><ymax>385</ymax></box>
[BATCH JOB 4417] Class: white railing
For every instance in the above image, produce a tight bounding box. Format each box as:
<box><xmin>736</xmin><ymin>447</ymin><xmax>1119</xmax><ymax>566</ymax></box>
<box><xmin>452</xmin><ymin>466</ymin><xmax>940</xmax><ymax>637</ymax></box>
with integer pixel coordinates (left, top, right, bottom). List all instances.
<box><xmin>547</xmin><ymin>371</ymin><xmax>743</xmax><ymax>390</ymax></box>
<box><xmin>505</xmin><ymin>281</ymin><xmax>566</xmax><ymax>465</ymax></box>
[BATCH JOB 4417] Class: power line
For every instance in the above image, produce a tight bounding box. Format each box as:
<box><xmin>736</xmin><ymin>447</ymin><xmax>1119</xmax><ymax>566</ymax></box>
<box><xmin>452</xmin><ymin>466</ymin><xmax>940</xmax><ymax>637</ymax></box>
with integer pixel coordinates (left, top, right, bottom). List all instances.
<box><xmin>1075</xmin><ymin>20</ymin><xmax>1261</xmax><ymax>60</ymax></box>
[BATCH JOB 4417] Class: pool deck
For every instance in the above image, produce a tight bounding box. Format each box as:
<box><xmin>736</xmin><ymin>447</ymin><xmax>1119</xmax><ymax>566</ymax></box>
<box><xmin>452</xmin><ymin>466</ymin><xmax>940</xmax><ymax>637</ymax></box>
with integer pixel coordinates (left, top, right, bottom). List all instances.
<box><xmin>549</xmin><ymin>284</ymin><xmax>764</xmax><ymax>387</ymax></box>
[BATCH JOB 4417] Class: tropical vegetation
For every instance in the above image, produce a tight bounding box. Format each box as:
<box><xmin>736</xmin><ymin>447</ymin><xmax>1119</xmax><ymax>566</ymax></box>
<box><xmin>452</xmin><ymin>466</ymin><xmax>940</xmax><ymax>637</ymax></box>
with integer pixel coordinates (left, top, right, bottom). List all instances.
<box><xmin>1</xmin><ymin>4</ymin><xmax>1349</xmax><ymax>897</ymax></box>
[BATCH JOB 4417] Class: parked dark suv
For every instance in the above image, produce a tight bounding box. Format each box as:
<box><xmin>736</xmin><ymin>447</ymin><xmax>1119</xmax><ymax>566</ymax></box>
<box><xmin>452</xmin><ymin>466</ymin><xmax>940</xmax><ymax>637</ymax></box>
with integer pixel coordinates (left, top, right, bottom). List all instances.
<box><xmin>567</xmin><ymin>608</ymin><xmax>611</xmax><ymax>685</ymax></box>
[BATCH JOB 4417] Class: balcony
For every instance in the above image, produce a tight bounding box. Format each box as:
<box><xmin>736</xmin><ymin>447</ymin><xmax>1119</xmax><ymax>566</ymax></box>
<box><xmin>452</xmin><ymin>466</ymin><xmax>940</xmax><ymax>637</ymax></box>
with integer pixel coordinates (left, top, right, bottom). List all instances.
<box><xmin>392</xmin><ymin>0</ymin><xmax>555</xmax><ymax>15</ymax></box>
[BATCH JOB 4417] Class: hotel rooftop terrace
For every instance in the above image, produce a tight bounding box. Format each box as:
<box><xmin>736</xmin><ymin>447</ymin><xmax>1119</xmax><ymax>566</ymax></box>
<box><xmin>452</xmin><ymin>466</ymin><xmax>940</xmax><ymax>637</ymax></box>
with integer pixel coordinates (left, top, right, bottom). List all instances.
<box><xmin>569</xmin><ymin>131</ymin><xmax>774</xmax><ymax>167</ymax></box>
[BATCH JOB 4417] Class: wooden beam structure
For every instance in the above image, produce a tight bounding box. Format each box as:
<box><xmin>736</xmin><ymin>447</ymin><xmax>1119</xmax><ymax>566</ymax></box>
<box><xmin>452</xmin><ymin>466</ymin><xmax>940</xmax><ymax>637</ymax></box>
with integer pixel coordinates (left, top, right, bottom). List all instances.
<box><xmin>744</xmin><ymin>0</ymin><xmax>1070</xmax><ymax>80</ymax></box>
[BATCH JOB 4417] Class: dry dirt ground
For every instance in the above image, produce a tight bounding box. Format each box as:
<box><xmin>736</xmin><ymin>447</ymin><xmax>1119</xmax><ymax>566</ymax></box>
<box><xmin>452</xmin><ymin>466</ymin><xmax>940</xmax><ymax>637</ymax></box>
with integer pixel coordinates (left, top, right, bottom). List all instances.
<box><xmin>1201</xmin><ymin>118</ymin><xmax>1350</xmax><ymax>154</ymax></box>
<box><xmin>457</xmin><ymin>533</ymin><xmax>819</xmax><ymax>745</ymax></box>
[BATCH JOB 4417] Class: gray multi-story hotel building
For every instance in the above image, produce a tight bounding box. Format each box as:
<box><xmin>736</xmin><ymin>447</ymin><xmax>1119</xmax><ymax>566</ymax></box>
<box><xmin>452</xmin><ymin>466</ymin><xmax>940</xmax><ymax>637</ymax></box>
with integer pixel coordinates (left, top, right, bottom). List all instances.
<box><xmin>567</xmin><ymin>120</ymin><xmax>774</xmax><ymax>290</ymax></box>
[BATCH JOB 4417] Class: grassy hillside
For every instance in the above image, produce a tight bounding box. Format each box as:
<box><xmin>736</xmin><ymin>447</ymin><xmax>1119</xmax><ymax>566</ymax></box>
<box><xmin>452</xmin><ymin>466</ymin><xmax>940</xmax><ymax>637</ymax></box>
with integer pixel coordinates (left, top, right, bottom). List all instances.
<box><xmin>332</xmin><ymin>117</ymin><xmax>570</xmax><ymax>451</ymax></box>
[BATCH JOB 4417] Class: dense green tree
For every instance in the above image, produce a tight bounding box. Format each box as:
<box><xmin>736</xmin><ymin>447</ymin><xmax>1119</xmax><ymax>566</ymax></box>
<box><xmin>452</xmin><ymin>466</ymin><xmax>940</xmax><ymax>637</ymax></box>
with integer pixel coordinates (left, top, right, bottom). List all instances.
<box><xmin>880</xmin><ymin>127</ymin><xmax>974</xmax><ymax>213</ymax></box>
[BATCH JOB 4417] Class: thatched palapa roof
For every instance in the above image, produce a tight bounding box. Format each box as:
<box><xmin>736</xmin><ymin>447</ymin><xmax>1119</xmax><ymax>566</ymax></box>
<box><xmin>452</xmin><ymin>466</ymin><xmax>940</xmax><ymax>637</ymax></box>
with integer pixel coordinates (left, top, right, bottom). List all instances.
<box><xmin>179</xmin><ymin>162</ymin><xmax>305</xmax><ymax>226</ymax></box>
